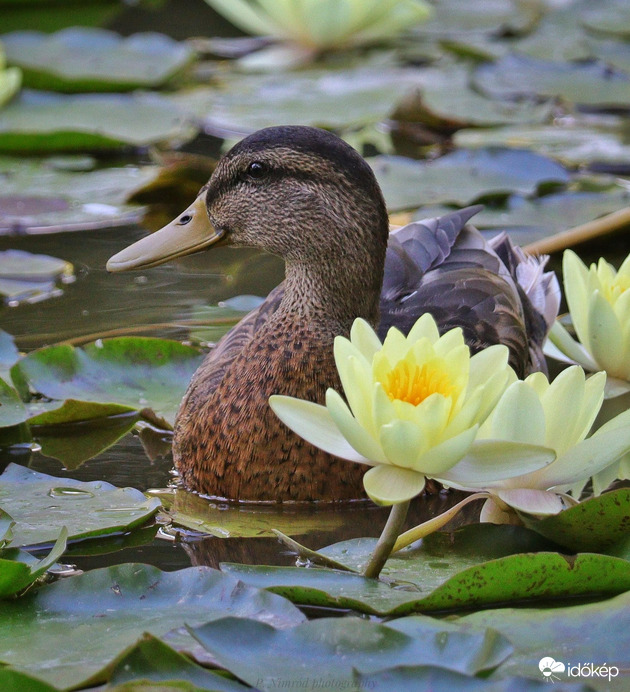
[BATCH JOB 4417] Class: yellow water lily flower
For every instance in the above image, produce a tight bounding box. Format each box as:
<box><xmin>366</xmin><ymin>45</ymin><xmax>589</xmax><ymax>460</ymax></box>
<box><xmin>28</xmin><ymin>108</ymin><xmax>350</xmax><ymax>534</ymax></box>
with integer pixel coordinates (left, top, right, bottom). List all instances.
<box><xmin>271</xmin><ymin>314</ymin><xmax>553</xmax><ymax>505</ymax></box>
<box><xmin>205</xmin><ymin>0</ymin><xmax>431</xmax><ymax>52</ymax></box>
<box><xmin>547</xmin><ymin>250</ymin><xmax>630</xmax><ymax>395</ymax></box>
<box><xmin>450</xmin><ymin>366</ymin><xmax>630</xmax><ymax>522</ymax></box>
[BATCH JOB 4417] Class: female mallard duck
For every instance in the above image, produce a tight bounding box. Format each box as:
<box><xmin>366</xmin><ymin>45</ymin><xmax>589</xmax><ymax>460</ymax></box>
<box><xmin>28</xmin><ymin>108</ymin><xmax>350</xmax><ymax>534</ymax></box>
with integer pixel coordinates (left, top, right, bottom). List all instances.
<box><xmin>108</xmin><ymin>126</ymin><xmax>559</xmax><ymax>503</ymax></box>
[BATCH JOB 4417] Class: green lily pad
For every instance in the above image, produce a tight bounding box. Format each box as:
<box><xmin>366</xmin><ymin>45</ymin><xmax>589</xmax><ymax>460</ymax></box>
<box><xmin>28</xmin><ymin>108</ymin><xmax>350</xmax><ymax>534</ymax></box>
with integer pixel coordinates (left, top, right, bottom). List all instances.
<box><xmin>0</xmin><ymin>563</ymin><xmax>305</xmax><ymax>689</ymax></box>
<box><xmin>455</xmin><ymin>123</ymin><xmax>630</xmax><ymax>167</ymax></box>
<box><xmin>170</xmin><ymin>61</ymin><xmax>424</xmax><ymax>135</ymax></box>
<box><xmin>0</xmin><ymin>329</ymin><xmax>19</xmax><ymax>378</ymax></box>
<box><xmin>0</xmin><ymin>248</ymin><xmax>73</xmax><ymax>304</ymax></box>
<box><xmin>0</xmin><ymin>463</ymin><xmax>160</xmax><ymax>547</ymax></box>
<box><xmin>0</xmin><ymin>155</ymin><xmax>158</xmax><ymax>232</ymax></box>
<box><xmin>371</xmin><ymin>148</ymin><xmax>569</xmax><ymax>211</ymax></box>
<box><xmin>0</xmin><ymin>525</ymin><xmax>67</xmax><ymax>598</ymax></box>
<box><xmin>190</xmin><ymin>615</ymin><xmax>513</xmax><ymax>691</ymax></box>
<box><xmin>223</xmin><ymin>524</ymin><xmax>630</xmax><ymax>614</ymax></box>
<box><xmin>0</xmin><ymin>669</ymin><xmax>57</xmax><ymax>692</ymax></box>
<box><xmin>580</xmin><ymin>0</ymin><xmax>630</xmax><ymax>39</ymax></box>
<box><xmin>513</xmin><ymin>6</ymin><xmax>591</xmax><ymax>62</ymax></box>
<box><xmin>519</xmin><ymin>488</ymin><xmax>630</xmax><ymax>552</ymax></box>
<box><xmin>13</xmin><ymin>337</ymin><xmax>205</xmax><ymax>427</ymax></box>
<box><xmin>0</xmin><ymin>377</ymin><xmax>27</xmax><ymax>427</ymax></box>
<box><xmin>459</xmin><ymin>590</ymin><xmax>630</xmax><ymax>691</ymax></box>
<box><xmin>396</xmin><ymin>66</ymin><xmax>552</xmax><ymax>129</ymax></box>
<box><xmin>107</xmin><ymin>633</ymin><xmax>250</xmax><ymax>691</ymax></box>
<box><xmin>3</xmin><ymin>28</ymin><xmax>194</xmax><ymax>92</ymax></box>
<box><xmin>473</xmin><ymin>54</ymin><xmax>630</xmax><ymax>108</ymax></box>
<box><xmin>0</xmin><ymin>89</ymin><xmax>197</xmax><ymax>153</ymax></box>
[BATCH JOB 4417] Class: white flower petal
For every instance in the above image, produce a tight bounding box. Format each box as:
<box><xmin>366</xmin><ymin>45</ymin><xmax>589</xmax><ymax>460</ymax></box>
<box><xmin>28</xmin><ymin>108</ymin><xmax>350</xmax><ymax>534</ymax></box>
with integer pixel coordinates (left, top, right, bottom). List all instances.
<box><xmin>407</xmin><ymin>312</ymin><xmax>440</xmax><ymax>344</ymax></box>
<box><xmin>489</xmin><ymin>380</ymin><xmax>547</xmax><ymax>445</ymax></box>
<box><xmin>363</xmin><ymin>464</ymin><xmax>426</xmax><ymax>505</ymax></box>
<box><xmin>417</xmin><ymin>425</ymin><xmax>478</xmax><ymax>475</ymax></box>
<box><xmin>563</xmin><ymin>250</ymin><xmax>590</xmax><ymax>344</ymax></box>
<box><xmin>349</xmin><ymin>318</ymin><xmax>382</xmax><ymax>361</ymax></box>
<box><xmin>480</xmin><ymin>497</ymin><xmax>519</xmax><ymax>525</ymax></box>
<box><xmin>546</xmin><ymin>320</ymin><xmax>599</xmax><ymax>371</ymax></box>
<box><xmin>495</xmin><ymin>488</ymin><xmax>566</xmax><ymax>517</ymax></box>
<box><xmin>588</xmin><ymin>290</ymin><xmax>624</xmax><ymax>374</ymax></box>
<box><xmin>379</xmin><ymin>419</ymin><xmax>426</xmax><ymax>468</ymax></box>
<box><xmin>269</xmin><ymin>395</ymin><xmax>372</xmax><ymax>464</ymax></box>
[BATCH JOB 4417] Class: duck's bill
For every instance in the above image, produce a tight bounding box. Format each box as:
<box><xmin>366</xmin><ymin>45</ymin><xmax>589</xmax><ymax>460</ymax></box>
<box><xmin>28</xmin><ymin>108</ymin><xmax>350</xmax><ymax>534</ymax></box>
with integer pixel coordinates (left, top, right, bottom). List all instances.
<box><xmin>106</xmin><ymin>196</ymin><xmax>224</xmax><ymax>272</ymax></box>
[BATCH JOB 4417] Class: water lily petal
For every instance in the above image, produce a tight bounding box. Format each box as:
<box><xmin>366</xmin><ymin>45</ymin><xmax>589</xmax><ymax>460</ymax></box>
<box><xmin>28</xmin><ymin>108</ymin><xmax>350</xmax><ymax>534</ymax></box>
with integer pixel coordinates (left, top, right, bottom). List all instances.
<box><xmin>417</xmin><ymin>425</ymin><xmax>478</xmax><ymax>475</ymax></box>
<box><xmin>563</xmin><ymin>250</ymin><xmax>590</xmax><ymax>344</ymax></box>
<box><xmin>573</xmin><ymin>371</ymin><xmax>606</xmax><ymax>442</ymax></box>
<box><xmin>406</xmin><ymin>312</ymin><xmax>440</xmax><ymax>344</ymax></box>
<box><xmin>495</xmin><ymin>488</ymin><xmax>566</xmax><ymax>516</ymax></box>
<box><xmin>546</xmin><ymin>320</ymin><xmax>599</xmax><ymax>371</ymax></box>
<box><xmin>325</xmin><ymin>388</ymin><xmax>388</xmax><ymax>463</ymax></box>
<box><xmin>480</xmin><ymin>497</ymin><xmax>518</xmax><ymax>524</ymax></box>
<box><xmin>467</xmin><ymin>344</ymin><xmax>511</xmax><ymax>393</ymax></box>
<box><xmin>489</xmin><ymin>380</ymin><xmax>547</xmax><ymax>444</ymax></box>
<box><xmin>269</xmin><ymin>395</ymin><xmax>372</xmax><ymax>463</ymax></box>
<box><xmin>588</xmin><ymin>290</ymin><xmax>624</xmax><ymax>374</ymax></box>
<box><xmin>540</xmin><ymin>366</ymin><xmax>586</xmax><ymax>454</ymax></box>
<box><xmin>362</xmin><ymin>464</ymin><xmax>426</xmax><ymax>505</ymax></box>
<box><xmin>348</xmin><ymin>317</ymin><xmax>382</xmax><ymax>361</ymax></box>
<box><xmin>379</xmin><ymin>419</ymin><xmax>426</xmax><ymax>468</ymax></box>
<box><xmin>530</xmin><ymin>407</ymin><xmax>630</xmax><ymax>488</ymax></box>
<box><xmin>439</xmin><ymin>440</ymin><xmax>555</xmax><ymax>489</ymax></box>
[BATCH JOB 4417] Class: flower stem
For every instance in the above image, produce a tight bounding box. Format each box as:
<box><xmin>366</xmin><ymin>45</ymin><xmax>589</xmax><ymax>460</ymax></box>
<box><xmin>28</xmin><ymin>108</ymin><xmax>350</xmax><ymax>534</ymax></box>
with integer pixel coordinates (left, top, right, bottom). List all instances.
<box><xmin>362</xmin><ymin>500</ymin><xmax>410</xmax><ymax>579</ymax></box>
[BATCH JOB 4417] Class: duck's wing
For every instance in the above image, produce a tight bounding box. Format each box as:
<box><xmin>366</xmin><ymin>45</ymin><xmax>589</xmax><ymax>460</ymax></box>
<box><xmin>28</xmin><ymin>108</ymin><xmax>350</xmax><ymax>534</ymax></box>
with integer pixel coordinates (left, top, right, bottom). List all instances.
<box><xmin>380</xmin><ymin>208</ymin><xmax>559</xmax><ymax>377</ymax></box>
<box><xmin>189</xmin><ymin>283</ymin><xmax>286</xmax><ymax>397</ymax></box>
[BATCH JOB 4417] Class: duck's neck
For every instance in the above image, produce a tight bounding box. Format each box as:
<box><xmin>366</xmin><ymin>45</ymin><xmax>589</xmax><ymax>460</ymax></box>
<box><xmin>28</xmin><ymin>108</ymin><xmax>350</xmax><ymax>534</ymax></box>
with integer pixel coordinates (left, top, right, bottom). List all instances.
<box><xmin>281</xmin><ymin>252</ymin><xmax>385</xmax><ymax>331</ymax></box>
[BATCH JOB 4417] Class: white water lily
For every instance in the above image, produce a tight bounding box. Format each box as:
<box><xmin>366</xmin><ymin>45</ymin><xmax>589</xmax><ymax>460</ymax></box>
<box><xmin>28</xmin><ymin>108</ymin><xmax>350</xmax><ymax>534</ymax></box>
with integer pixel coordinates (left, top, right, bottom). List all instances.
<box><xmin>546</xmin><ymin>250</ymin><xmax>630</xmax><ymax>396</ymax></box>
<box><xmin>449</xmin><ymin>366</ymin><xmax>630</xmax><ymax>522</ymax></box>
<box><xmin>0</xmin><ymin>42</ymin><xmax>21</xmax><ymax>109</ymax></box>
<box><xmin>270</xmin><ymin>314</ymin><xmax>553</xmax><ymax>505</ymax></box>
<box><xmin>205</xmin><ymin>0</ymin><xmax>430</xmax><ymax>60</ymax></box>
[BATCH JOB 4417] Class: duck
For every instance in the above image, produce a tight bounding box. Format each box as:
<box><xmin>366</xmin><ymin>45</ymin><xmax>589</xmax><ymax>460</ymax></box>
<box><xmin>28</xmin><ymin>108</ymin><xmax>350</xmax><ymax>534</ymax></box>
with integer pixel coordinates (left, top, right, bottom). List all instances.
<box><xmin>107</xmin><ymin>125</ymin><xmax>559</xmax><ymax>503</ymax></box>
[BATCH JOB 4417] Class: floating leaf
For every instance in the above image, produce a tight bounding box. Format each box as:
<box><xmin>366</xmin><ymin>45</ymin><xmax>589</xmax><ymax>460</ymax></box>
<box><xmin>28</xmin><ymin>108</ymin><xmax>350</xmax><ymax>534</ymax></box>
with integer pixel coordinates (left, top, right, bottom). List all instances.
<box><xmin>580</xmin><ymin>0</ymin><xmax>630</xmax><ymax>39</ymax></box>
<box><xmin>170</xmin><ymin>62</ymin><xmax>424</xmax><ymax>135</ymax></box>
<box><xmin>3</xmin><ymin>28</ymin><xmax>194</xmax><ymax>92</ymax></box>
<box><xmin>0</xmin><ymin>669</ymin><xmax>56</xmax><ymax>692</ymax></box>
<box><xmin>190</xmin><ymin>615</ymin><xmax>512</xmax><ymax>691</ymax></box>
<box><xmin>0</xmin><ymin>377</ymin><xmax>27</xmax><ymax>427</ymax></box>
<box><xmin>0</xmin><ymin>463</ymin><xmax>159</xmax><ymax>547</ymax></box>
<box><xmin>14</xmin><ymin>337</ymin><xmax>205</xmax><ymax>427</ymax></box>
<box><xmin>224</xmin><ymin>524</ymin><xmax>630</xmax><ymax>614</ymax></box>
<box><xmin>107</xmin><ymin>633</ymin><xmax>250</xmax><ymax>691</ymax></box>
<box><xmin>0</xmin><ymin>329</ymin><xmax>19</xmax><ymax>380</ymax></box>
<box><xmin>371</xmin><ymin>148</ymin><xmax>569</xmax><ymax>211</ymax></box>
<box><xmin>0</xmin><ymin>248</ymin><xmax>73</xmax><ymax>304</ymax></box>
<box><xmin>0</xmin><ymin>563</ymin><xmax>305</xmax><ymax>689</ymax></box>
<box><xmin>0</xmin><ymin>89</ymin><xmax>197</xmax><ymax>153</ymax></box>
<box><xmin>473</xmin><ymin>54</ymin><xmax>630</xmax><ymax>108</ymax></box>
<box><xmin>0</xmin><ymin>155</ymin><xmax>158</xmax><ymax>232</ymax></box>
<box><xmin>459</xmin><ymin>590</ymin><xmax>630</xmax><ymax>690</ymax></box>
<box><xmin>0</xmin><ymin>525</ymin><xmax>67</xmax><ymax>598</ymax></box>
<box><xmin>455</xmin><ymin>123</ymin><xmax>630</xmax><ymax>168</ymax></box>
<box><xmin>519</xmin><ymin>488</ymin><xmax>630</xmax><ymax>552</ymax></box>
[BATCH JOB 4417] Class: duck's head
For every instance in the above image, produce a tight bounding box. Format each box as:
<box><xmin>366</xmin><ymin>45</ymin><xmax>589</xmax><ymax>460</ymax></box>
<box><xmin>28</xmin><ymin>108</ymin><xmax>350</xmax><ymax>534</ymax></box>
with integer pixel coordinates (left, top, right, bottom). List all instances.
<box><xmin>107</xmin><ymin>126</ymin><xmax>389</xmax><ymax>280</ymax></box>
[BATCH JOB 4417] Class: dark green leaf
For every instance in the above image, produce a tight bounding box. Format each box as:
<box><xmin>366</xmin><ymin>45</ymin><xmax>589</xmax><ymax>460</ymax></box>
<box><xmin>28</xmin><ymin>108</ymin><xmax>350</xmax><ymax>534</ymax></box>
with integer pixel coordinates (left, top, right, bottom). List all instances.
<box><xmin>14</xmin><ymin>337</ymin><xmax>204</xmax><ymax>427</ymax></box>
<box><xmin>0</xmin><ymin>563</ymin><xmax>304</xmax><ymax>689</ymax></box>
<box><xmin>0</xmin><ymin>377</ymin><xmax>27</xmax><ymax>428</ymax></box>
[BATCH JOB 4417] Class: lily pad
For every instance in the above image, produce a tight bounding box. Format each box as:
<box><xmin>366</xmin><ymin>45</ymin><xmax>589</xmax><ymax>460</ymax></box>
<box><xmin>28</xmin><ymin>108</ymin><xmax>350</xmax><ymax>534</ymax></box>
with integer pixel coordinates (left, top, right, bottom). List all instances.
<box><xmin>223</xmin><ymin>524</ymin><xmax>630</xmax><ymax>614</ymax></box>
<box><xmin>170</xmin><ymin>62</ymin><xmax>424</xmax><ymax>135</ymax></box>
<box><xmin>107</xmin><ymin>633</ymin><xmax>250</xmax><ymax>691</ymax></box>
<box><xmin>455</xmin><ymin>123</ymin><xmax>630</xmax><ymax>168</ymax></box>
<box><xmin>580</xmin><ymin>0</ymin><xmax>630</xmax><ymax>39</ymax></box>
<box><xmin>0</xmin><ymin>89</ymin><xmax>197</xmax><ymax>153</ymax></box>
<box><xmin>0</xmin><ymin>155</ymin><xmax>158</xmax><ymax>232</ymax></box>
<box><xmin>370</xmin><ymin>148</ymin><xmax>569</xmax><ymax>211</ymax></box>
<box><xmin>0</xmin><ymin>669</ymin><xmax>57</xmax><ymax>692</ymax></box>
<box><xmin>0</xmin><ymin>329</ymin><xmax>19</xmax><ymax>379</ymax></box>
<box><xmin>520</xmin><ymin>488</ymin><xmax>630</xmax><ymax>552</ymax></box>
<box><xmin>13</xmin><ymin>336</ymin><xmax>205</xmax><ymax>427</ymax></box>
<box><xmin>0</xmin><ymin>563</ymin><xmax>305</xmax><ymax>689</ymax></box>
<box><xmin>2</xmin><ymin>28</ymin><xmax>194</xmax><ymax>92</ymax></box>
<box><xmin>473</xmin><ymin>54</ymin><xmax>630</xmax><ymax>108</ymax></box>
<box><xmin>0</xmin><ymin>525</ymin><xmax>67</xmax><ymax>598</ymax></box>
<box><xmin>0</xmin><ymin>377</ymin><xmax>27</xmax><ymax>427</ymax></box>
<box><xmin>396</xmin><ymin>66</ymin><xmax>552</xmax><ymax>129</ymax></box>
<box><xmin>0</xmin><ymin>463</ymin><xmax>160</xmax><ymax>547</ymax></box>
<box><xmin>0</xmin><ymin>248</ymin><xmax>73</xmax><ymax>304</ymax></box>
<box><xmin>190</xmin><ymin>615</ymin><xmax>513</xmax><ymax>691</ymax></box>
<box><xmin>459</xmin><ymin>590</ymin><xmax>630</xmax><ymax>691</ymax></box>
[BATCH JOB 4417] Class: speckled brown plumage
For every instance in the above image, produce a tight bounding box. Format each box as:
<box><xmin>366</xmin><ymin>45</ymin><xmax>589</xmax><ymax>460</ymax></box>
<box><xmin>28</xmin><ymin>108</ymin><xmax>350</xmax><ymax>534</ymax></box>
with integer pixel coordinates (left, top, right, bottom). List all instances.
<box><xmin>108</xmin><ymin>126</ymin><xmax>560</xmax><ymax>503</ymax></box>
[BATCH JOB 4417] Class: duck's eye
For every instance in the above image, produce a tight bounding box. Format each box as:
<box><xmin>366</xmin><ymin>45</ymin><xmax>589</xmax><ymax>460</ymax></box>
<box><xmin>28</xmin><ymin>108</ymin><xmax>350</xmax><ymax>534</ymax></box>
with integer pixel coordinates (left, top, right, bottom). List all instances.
<box><xmin>246</xmin><ymin>161</ymin><xmax>268</xmax><ymax>179</ymax></box>
<box><xmin>178</xmin><ymin>214</ymin><xmax>192</xmax><ymax>225</ymax></box>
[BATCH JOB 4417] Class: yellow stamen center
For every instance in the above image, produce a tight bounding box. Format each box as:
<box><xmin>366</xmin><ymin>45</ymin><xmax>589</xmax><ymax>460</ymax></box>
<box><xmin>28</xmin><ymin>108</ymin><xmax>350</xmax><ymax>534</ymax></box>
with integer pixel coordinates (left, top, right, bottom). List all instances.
<box><xmin>384</xmin><ymin>360</ymin><xmax>454</xmax><ymax>406</ymax></box>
